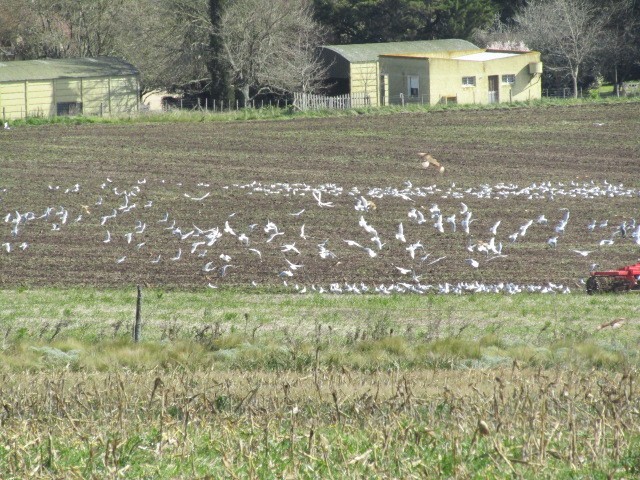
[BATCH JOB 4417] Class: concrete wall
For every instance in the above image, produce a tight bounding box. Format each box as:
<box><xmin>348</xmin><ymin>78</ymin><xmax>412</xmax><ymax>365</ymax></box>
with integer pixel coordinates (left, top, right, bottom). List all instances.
<box><xmin>0</xmin><ymin>75</ymin><xmax>139</xmax><ymax>120</ymax></box>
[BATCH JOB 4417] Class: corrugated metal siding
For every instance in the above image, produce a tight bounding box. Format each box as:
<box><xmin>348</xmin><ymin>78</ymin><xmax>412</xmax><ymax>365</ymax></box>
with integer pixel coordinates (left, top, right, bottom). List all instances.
<box><xmin>108</xmin><ymin>76</ymin><xmax>138</xmax><ymax>113</ymax></box>
<box><xmin>0</xmin><ymin>82</ymin><xmax>26</xmax><ymax>119</ymax></box>
<box><xmin>82</xmin><ymin>77</ymin><xmax>110</xmax><ymax>115</ymax></box>
<box><xmin>350</xmin><ymin>62</ymin><xmax>380</xmax><ymax>106</ymax></box>
<box><xmin>26</xmin><ymin>81</ymin><xmax>55</xmax><ymax>117</ymax></box>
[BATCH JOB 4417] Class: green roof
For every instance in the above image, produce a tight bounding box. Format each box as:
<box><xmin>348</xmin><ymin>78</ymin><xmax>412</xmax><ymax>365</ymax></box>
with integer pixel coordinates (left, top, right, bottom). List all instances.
<box><xmin>322</xmin><ymin>39</ymin><xmax>479</xmax><ymax>63</ymax></box>
<box><xmin>0</xmin><ymin>57</ymin><xmax>138</xmax><ymax>83</ymax></box>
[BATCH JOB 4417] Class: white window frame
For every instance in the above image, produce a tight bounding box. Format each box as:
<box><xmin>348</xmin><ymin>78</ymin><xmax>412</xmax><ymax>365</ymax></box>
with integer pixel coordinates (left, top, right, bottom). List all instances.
<box><xmin>462</xmin><ymin>76</ymin><xmax>476</xmax><ymax>87</ymax></box>
<box><xmin>407</xmin><ymin>75</ymin><xmax>419</xmax><ymax>97</ymax></box>
<box><xmin>502</xmin><ymin>74</ymin><xmax>516</xmax><ymax>85</ymax></box>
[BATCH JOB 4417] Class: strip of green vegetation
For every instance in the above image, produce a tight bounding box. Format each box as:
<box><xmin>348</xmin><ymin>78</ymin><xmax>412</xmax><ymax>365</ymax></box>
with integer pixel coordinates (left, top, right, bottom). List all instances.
<box><xmin>7</xmin><ymin>95</ymin><xmax>640</xmax><ymax>128</ymax></box>
<box><xmin>1</xmin><ymin>288</ymin><xmax>638</xmax><ymax>372</ymax></box>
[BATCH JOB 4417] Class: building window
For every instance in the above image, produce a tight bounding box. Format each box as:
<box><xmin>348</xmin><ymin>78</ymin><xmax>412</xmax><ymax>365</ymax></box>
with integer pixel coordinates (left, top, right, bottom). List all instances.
<box><xmin>502</xmin><ymin>74</ymin><xmax>516</xmax><ymax>84</ymax></box>
<box><xmin>57</xmin><ymin>102</ymin><xmax>82</xmax><ymax>116</ymax></box>
<box><xmin>407</xmin><ymin>75</ymin><xmax>419</xmax><ymax>97</ymax></box>
<box><xmin>462</xmin><ymin>76</ymin><xmax>476</xmax><ymax>87</ymax></box>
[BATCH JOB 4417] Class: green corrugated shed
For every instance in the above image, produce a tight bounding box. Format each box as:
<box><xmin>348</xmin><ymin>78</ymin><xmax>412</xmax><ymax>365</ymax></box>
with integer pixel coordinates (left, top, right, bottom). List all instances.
<box><xmin>322</xmin><ymin>39</ymin><xmax>479</xmax><ymax>63</ymax></box>
<box><xmin>0</xmin><ymin>56</ymin><xmax>139</xmax><ymax>119</ymax></box>
<box><xmin>0</xmin><ymin>57</ymin><xmax>138</xmax><ymax>83</ymax></box>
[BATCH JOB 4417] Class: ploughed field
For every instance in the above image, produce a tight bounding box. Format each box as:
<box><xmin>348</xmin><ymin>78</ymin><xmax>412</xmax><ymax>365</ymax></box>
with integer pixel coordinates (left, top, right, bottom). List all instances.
<box><xmin>1</xmin><ymin>103</ymin><xmax>639</xmax><ymax>291</ymax></box>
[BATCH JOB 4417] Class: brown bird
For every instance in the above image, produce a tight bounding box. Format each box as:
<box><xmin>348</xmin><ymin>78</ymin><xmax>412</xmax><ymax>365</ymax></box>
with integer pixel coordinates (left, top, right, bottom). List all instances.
<box><xmin>418</xmin><ymin>152</ymin><xmax>445</xmax><ymax>173</ymax></box>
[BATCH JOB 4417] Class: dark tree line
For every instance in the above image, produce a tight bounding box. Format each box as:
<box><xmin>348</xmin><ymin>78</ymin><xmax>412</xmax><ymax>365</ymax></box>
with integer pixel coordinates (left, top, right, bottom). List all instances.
<box><xmin>0</xmin><ymin>0</ymin><xmax>638</xmax><ymax>100</ymax></box>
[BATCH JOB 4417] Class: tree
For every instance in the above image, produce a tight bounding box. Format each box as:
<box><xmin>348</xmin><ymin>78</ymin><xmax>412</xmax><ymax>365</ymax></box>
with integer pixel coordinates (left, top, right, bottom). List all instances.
<box><xmin>218</xmin><ymin>0</ymin><xmax>328</xmax><ymax>102</ymax></box>
<box><xmin>512</xmin><ymin>0</ymin><xmax>616</xmax><ymax>97</ymax></box>
<box><xmin>312</xmin><ymin>0</ymin><xmax>497</xmax><ymax>44</ymax></box>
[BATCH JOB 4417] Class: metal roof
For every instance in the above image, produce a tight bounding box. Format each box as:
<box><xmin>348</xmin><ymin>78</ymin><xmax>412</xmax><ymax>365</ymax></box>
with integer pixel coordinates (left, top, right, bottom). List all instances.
<box><xmin>0</xmin><ymin>57</ymin><xmax>139</xmax><ymax>83</ymax></box>
<box><xmin>321</xmin><ymin>39</ymin><xmax>479</xmax><ymax>63</ymax></box>
<box><xmin>454</xmin><ymin>52</ymin><xmax>519</xmax><ymax>61</ymax></box>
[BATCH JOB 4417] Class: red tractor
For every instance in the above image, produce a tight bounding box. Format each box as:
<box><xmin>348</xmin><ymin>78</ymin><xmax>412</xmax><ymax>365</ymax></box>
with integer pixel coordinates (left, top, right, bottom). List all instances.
<box><xmin>586</xmin><ymin>261</ymin><xmax>640</xmax><ymax>294</ymax></box>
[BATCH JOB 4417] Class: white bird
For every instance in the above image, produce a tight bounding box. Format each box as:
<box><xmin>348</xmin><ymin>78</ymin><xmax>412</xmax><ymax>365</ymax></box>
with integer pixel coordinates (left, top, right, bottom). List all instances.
<box><xmin>224</xmin><ymin>221</ymin><xmax>236</xmax><ymax>236</ymax></box>
<box><xmin>266</xmin><ymin>231</ymin><xmax>284</xmax><ymax>243</ymax></box>
<box><xmin>103</xmin><ymin>230</ymin><xmax>111</xmax><ymax>243</ymax></box>
<box><xmin>508</xmin><ymin>232</ymin><xmax>519</xmax><ymax>243</ymax></box>
<box><xmin>299</xmin><ymin>224</ymin><xmax>307</xmax><ymax>240</ymax></box>
<box><xmin>19</xmin><ymin>242</ymin><xmax>28</xmax><ymax>251</ymax></box>
<box><xmin>344</xmin><ymin>239</ymin><xmax>363</xmax><ymax>248</ymax></box>
<box><xmin>116</xmin><ymin>255</ymin><xmax>126</xmax><ymax>264</ymax></box>
<box><xmin>202</xmin><ymin>261</ymin><xmax>215</xmax><ymax>272</ymax></box>
<box><xmin>536</xmin><ymin>215</ymin><xmax>548</xmax><ymax>225</ymax></box>
<box><xmin>185</xmin><ymin>192</ymin><xmax>210</xmax><ymax>201</ymax></box>
<box><xmin>219</xmin><ymin>264</ymin><xmax>234</xmax><ymax>276</ymax></box>
<box><xmin>434</xmin><ymin>215</ymin><xmax>444</xmax><ymax>234</ymax></box>
<box><xmin>238</xmin><ymin>233</ymin><xmax>250</xmax><ymax>245</ymax></box>
<box><xmin>282</xmin><ymin>243</ymin><xmax>301</xmax><ymax>255</ymax></box>
<box><xmin>220</xmin><ymin>253</ymin><xmax>232</xmax><ymax>262</ymax></box>
<box><xmin>2</xmin><ymin>242</ymin><xmax>10</xmax><ymax>253</ymax></box>
<box><xmin>547</xmin><ymin>236</ymin><xmax>558</xmax><ymax>248</ymax></box>
<box><xmin>171</xmin><ymin>248</ymin><xmax>182</xmax><ymax>261</ymax></box>
<box><xmin>312</xmin><ymin>189</ymin><xmax>334</xmax><ymax>208</ymax></box>
<box><xmin>362</xmin><ymin>247</ymin><xmax>377</xmax><ymax>258</ymax></box>
<box><xmin>599</xmin><ymin>239</ymin><xmax>614</xmax><ymax>246</ymax></box>
<box><xmin>572</xmin><ymin>250</ymin><xmax>593</xmax><ymax>257</ymax></box>
<box><xmin>519</xmin><ymin>220</ymin><xmax>533</xmax><ymax>237</ymax></box>
<box><xmin>285</xmin><ymin>259</ymin><xmax>304</xmax><ymax>271</ymax></box>
<box><xmin>396</xmin><ymin>266</ymin><xmax>411</xmax><ymax>275</ymax></box>
<box><xmin>587</xmin><ymin>220</ymin><xmax>597</xmax><ymax>232</ymax></box>
<box><xmin>489</xmin><ymin>220</ymin><xmax>501</xmax><ymax>235</ymax></box>
<box><xmin>124</xmin><ymin>232</ymin><xmax>134</xmax><ymax>244</ymax></box>
<box><xmin>4</xmin><ymin>122</ymin><xmax>10</xmax><ymax>130</ymax></box>
<box><xmin>151</xmin><ymin>255</ymin><xmax>161</xmax><ymax>264</ymax></box>
<box><xmin>248</xmin><ymin>248</ymin><xmax>262</xmax><ymax>260</ymax></box>
<box><xmin>289</xmin><ymin>209</ymin><xmax>305</xmax><ymax>216</ymax></box>
<box><xmin>395</xmin><ymin>223</ymin><xmax>406</xmax><ymax>243</ymax></box>
<box><xmin>466</xmin><ymin>258</ymin><xmax>479</xmax><ymax>268</ymax></box>
<box><xmin>406</xmin><ymin>242</ymin><xmax>423</xmax><ymax>259</ymax></box>
<box><xmin>460</xmin><ymin>202</ymin><xmax>468</xmax><ymax>214</ymax></box>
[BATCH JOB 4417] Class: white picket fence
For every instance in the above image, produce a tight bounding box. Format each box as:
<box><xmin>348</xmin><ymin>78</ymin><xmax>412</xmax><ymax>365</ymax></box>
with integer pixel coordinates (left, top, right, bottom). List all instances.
<box><xmin>293</xmin><ymin>92</ymin><xmax>372</xmax><ymax>111</ymax></box>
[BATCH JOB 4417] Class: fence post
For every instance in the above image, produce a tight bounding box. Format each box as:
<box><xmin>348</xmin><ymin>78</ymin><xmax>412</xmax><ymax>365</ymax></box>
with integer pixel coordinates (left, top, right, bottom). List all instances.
<box><xmin>205</xmin><ymin>98</ymin><xmax>208</xmax><ymax>111</ymax></box>
<box><xmin>400</xmin><ymin>93</ymin><xmax>405</xmax><ymax>107</ymax></box>
<box><xmin>100</xmin><ymin>103</ymin><xmax>103</xmax><ymax>117</ymax></box>
<box><xmin>133</xmin><ymin>285</ymin><xmax>142</xmax><ymax>343</ymax></box>
<box><xmin>180</xmin><ymin>98</ymin><xmax>183</xmax><ymax>109</ymax></box>
<box><xmin>2</xmin><ymin>107</ymin><xmax>5</xmax><ymax>123</ymax></box>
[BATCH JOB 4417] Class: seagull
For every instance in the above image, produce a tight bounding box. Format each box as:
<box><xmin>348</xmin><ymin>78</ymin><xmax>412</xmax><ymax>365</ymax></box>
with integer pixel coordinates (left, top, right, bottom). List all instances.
<box><xmin>344</xmin><ymin>239</ymin><xmax>363</xmax><ymax>248</ymax></box>
<box><xmin>224</xmin><ymin>221</ymin><xmax>236</xmax><ymax>236</ymax></box>
<box><xmin>116</xmin><ymin>255</ymin><xmax>126</xmax><ymax>264</ymax></box>
<box><xmin>395</xmin><ymin>266</ymin><xmax>412</xmax><ymax>275</ymax></box>
<box><xmin>299</xmin><ymin>224</ymin><xmax>307</xmax><ymax>240</ymax></box>
<box><xmin>124</xmin><ymin>232</ymin><xmax>134</xmax><ymax>244</ymax></box>
<box><xmin>151</xmin><ymin>255</ymin><xmax>161</xmax><ymax>264</ymax></box>
<box><xmin>406</xmin><ymin>242</ymin><xmax>423</xmax><ymax>259</ymax></box>
<box><xmin>185</xmin><ymin>192</ymin><xmax>210</xmax><ymax>201</ymax></box>
<box><xmin>103</xmin><ymin>230</ymin><xmax>111</xmax><ymax>243</ymax></box>
<box><xmin>289</xmin><ymin>209</ymin><xmax>305</xmax><ymax>216</ymax></box>
<box><xmin>2</xmin><ymin>242</ymin><xmax>10</xmax><ymax>253</ymax></box>
<box><xmin>312</xmin><ymin>189</ymin><xmax>334</xmax><ymax>208</ymax></box>
<box><xmin>266</xmin><ymin>231</ymin><xmax>284</xmax><ymax>243</ymax></box>
<box><xmin>202</xmin><ymin>261</ymin><xmax>215</xmax><ymax>272</ymax></box>
<box><xmin>519</xmin><ymin>220</ymin><xmax>533</xmax><ymax>237</ymax></box>
<box><xmin>547</xmin><ymin>236</ymin><xmax>558</xmax><ymax>248</ymax></box>
<box><xmin>395</xmin><ymin>223</ymin><xmax>406</xmax><ymax>243</ymax></box>
<box><xmin>285</xmin><ymin>259</ymin><xmax>304</xmax><ymax>271</ymax></box>
<box><xmin>248</xmin><ymin>248</ymin><xmax>262</xmax><ymax>260</ymax></box>
<box><xmin>572</xmin><ymin>250</ymin><xmax>593</xmax><ymax>257</ymax></box>
<box><xmin>220</xmin><ymin>253</ymin><xmax>232</xmax><ymax>262</ymax></box>
<box><xmin>171</xmin><ymin>248</ymin><xmax>182</xmax><ymax>261</ymax></box>
<box><xmin>238</xmin><ymin>233</ymin><xmax>250</xmax><ymax>245</ymax></box>
<box><xmin>599</xmin><ymin>239</ymin><xmax>614</xmax><ymax>246</ymax></box>
<box><xmin>282</xmin><ymin>243</ymin><xmax>301</xmax><ymax>255</ymax></box>
<box><xmin>536</xmin><ymin>214</ymin><xmax>548</xmax><ymax>225</ymax></box>
<box><xmin>219</xmin><ymin>264</ymin><xmax>235</xmax><ymax>276</ymax></box>
<box><xmin>489</xmin><ymin>220</ymin><xmax>501</xmax><ymax>235</ymax></box>
<box><xmin>466</xmin><ymin>258</ymin><xmax>479</xmax><ymax>268</ymax></box>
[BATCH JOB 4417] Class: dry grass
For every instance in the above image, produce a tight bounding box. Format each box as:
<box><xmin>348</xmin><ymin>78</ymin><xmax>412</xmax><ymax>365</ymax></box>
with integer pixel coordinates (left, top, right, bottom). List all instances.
<box><xmin>1</xmin><ymin>367</ymin><xmax>638</xmax><ymax>478</ymax></box>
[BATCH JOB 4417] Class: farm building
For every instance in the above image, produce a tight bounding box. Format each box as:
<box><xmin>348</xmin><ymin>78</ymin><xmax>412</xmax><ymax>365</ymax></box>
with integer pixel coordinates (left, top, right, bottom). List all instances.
<box><xmin>319</xmin><ymin>39</ymin><xmax>542</xmax><ymax>106</ymax></box>
<box><xmin>0</xmin><ymin>57</ymin><xmax>139</xmax><ymax>120</ymax></box>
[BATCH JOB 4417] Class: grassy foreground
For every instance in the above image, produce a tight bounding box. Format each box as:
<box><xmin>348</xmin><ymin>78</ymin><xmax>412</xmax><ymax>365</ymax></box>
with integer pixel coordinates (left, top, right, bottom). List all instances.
<box><xmin>1</xmin><ymin>289</ymin><xmax>640</xmax><ymax>478</ymax></box>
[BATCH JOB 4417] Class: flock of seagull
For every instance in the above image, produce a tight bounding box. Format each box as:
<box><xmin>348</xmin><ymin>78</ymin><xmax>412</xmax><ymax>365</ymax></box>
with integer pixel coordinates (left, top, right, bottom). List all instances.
<box><xmin>1</xmin><ymin>176</ymin><xmax>639</xmax><ymax>295</ymax></box>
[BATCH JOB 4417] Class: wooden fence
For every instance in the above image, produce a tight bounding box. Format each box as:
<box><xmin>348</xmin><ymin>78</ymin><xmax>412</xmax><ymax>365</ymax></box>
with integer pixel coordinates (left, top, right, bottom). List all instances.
<box><xmin>293</xmin><ymin>92</ymin><xmax>371</xmax><ymax>111</ymax></box>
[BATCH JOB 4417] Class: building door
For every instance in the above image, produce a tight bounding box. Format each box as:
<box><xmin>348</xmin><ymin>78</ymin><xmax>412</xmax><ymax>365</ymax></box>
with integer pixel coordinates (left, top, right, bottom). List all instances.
<box><xmin>379</xmin><ymin>74</ymin><xmax>388</xmax><ymax>106</ymax></box>
<box><xmin>488</xmin><ymin>75</ymin><xmax>499</xmax><ymax>103</ymax></box>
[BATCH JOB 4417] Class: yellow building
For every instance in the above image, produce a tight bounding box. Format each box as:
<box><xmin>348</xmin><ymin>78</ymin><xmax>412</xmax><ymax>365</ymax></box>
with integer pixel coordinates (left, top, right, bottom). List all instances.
<box><xmin>0</xmin><ymin>57</ymin><xmax>139</xmax><ymax>120</ymax></box>
<box><xmin>320</xmin><ymin>40</ymin><xmax>542</xmax><ymax>106</ymax></box>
